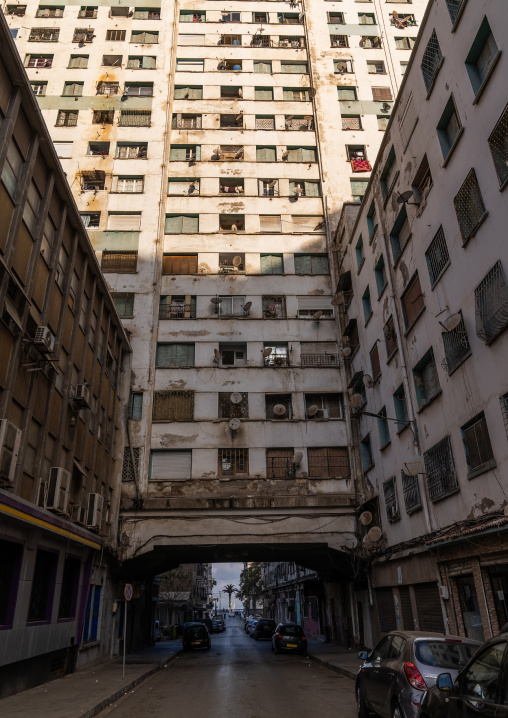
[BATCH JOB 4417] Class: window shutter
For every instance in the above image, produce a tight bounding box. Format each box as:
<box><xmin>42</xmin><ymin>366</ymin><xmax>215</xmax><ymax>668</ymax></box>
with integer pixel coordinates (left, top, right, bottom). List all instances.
<box><xmin>254</xmin><ymin>62</ymin><xmax>271</xmax><ymax>73</ymax></box>
<box><xmin>294</xmin><ymin>255</ymin><xmax>311</xmax><ymax>274</ymax></box>
<box><xmin>165</xmin><ymin>216</ymin><xmax>184</xmax><ymax>233</ymax></box>
<box><xmin>403</xmin><ymin>276</ymin><xmax>424</xmax><ymax>325</ymax></box>
<box><xmin>177</xmin><ymin>60</ymin><xmax>204</xmax><ymax>72</ymax></box>
<box><xmin>151</xmin><ymin>450</ymin><xmax>192</xmax><ymax>479</ymax></box>
<box><xmin>110</xmin><ymin>176</ymin><xmax>118</xmax><ymax>192</ymax></box>
<box><xmin>255</xmin><ymin>89</ymin><xmax>272</xmax><ymax>100</ymax></box>
<box><xmin>288</xmin><ymin>148</ymin><xmax>302</xmax><ymax>162</ymax></box>
<box><xmin>259</xmin><ymin>216</ymin><xmax>281</xmax><ymax>232</ymax></box>
<box><xmin>301</xmin><ymin>342</ymin><xmax>336</xmax><ymax>355</ymax></box>
<box><xmin>182</xmin><ymin>215</ymin><xmax>198</xmax><ymax>233</ymax></box>
<box><xmin>141</xmin><ymin>56</ymin><xmax>156</xmax><ymax>69</ymax></box>
<box><xmin>292</xmin><ymin>216</ymin><xmax>322</xmax><ymax>232</ymax></box>
<box><xmin>297</xmin><ymin>296</ymin><xmax>332</xmax><ymax>311</ymax></box>
<box><xmin>174</xmin><ymin>87</ymin><xmax>188</xmax><ymax>99</ymax></box>
<box><xmin>260</xmin><ymin>255</ymin><xmax>283</xmax><ymax>274</ymax></box>
<box><xmin>188</xmin><ymin>86</ymin><xmax>202</xmax><ymax>99</ymax></box>
<box><xmin>134</xmin><ymin>9</ymin><xmax>149</xmax><ymax>19</ymax></box>
<box><xmin>54</xmin><ymin>142</ymin><xmax>72</xmax><ymax>158</ymax></box>
<box><xmin>372</xmin><ymin>87</ymin><xmax>392</xmax><ymax>101</ymax></box>
<box><xmin>304</xmin><ymin>181</ymin><xmax>319</xmax><ymax>197</ymax></box>
<box><xmin>301</xmin><ymin>148</ymin><xmax>316</xmax><ymax>162</ymax></box>
<box><xmin>163</xmin><ymin>255</ymin><xmax>198</xmax><ymax>274</ymax></box>
<box><xmin>107</xmin><ymin>213</ymin><xmax>141</xmax><ymax>230</ymax></box>
<box><xmin>351</xmin><ymin>180</ymin><xmax>368</xmax><ymax>195</ymax></box>
<box><xmin>170</xmin><ymin>147</ymin><xmax>187</xmax><ymax>160</ymax></box>
<box><xmin>257</xmin><ymin>147</ymin><xmax>275</xmax><ymax>162</ymax></box>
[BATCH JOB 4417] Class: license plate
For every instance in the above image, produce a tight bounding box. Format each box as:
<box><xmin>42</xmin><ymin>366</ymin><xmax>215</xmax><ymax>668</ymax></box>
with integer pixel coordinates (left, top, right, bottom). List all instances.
<box><xmin>287</xmin><ymin>643</ymin><xmax>298</xmax><ymax>648</ymax></box>
<box><xmin>191</xmin><ymin>641</ymin><xmax>201</xmax><ymax>645</ymax></box>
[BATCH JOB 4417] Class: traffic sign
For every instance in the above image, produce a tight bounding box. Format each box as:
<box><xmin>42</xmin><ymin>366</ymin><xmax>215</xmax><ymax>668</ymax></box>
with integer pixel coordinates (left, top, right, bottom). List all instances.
<box><xmin>124</xmin><ymin>583</ymin><xmax>133</xmax><ymax>602</ymax></box>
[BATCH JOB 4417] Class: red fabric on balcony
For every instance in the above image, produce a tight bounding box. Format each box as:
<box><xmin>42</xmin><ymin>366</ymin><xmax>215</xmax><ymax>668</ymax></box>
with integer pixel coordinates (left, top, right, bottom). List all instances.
<box><xmin>351</xmin><ymin>160</ymin><xmax>372</xmax><ymax>172</ymax></box>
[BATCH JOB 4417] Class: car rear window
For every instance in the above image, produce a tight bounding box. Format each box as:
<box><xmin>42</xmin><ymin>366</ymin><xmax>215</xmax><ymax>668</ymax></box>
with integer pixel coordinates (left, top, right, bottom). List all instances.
<box><xmin>188</xmin><ymin>626</ymin><xmax>206</xmax><ymax>637</ymax></box>
<box><xmin>258</xmin><ymin>620</ymin><xmax>275</xmax><ymax>626</ymax></box>
<box><xmin>415</xmin><ymin>640</ymin><xmax>478</xmax><ymax>669</ymax></box>
<box><xmin>281</xmin><ymin>625</ymin><xmax>304</xmax><ymax>636</ymax></box>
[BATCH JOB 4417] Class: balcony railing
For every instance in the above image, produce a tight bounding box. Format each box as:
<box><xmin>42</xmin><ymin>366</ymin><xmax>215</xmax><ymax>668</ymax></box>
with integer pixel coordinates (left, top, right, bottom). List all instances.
<box><xmin>301</xmin><ymin>353</ymin><xmax>339</xmax><ymax>367</ymax></box>
<box><xmin>264</xmin><ymin>355</ymin><xmax>289</xmax><ymax>367</ymax></box>
<box><xmin>159</xmin><ymin>304</ymin><xmax>195</xmax><ymax>319</ymax></box>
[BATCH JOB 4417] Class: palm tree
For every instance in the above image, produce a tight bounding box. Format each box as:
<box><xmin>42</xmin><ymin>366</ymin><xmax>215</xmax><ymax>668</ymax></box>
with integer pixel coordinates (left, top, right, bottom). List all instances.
<box><xmin>222</xmin><ymin>584</ymin><xmax>237</xmax><ymax>611</ymax></box>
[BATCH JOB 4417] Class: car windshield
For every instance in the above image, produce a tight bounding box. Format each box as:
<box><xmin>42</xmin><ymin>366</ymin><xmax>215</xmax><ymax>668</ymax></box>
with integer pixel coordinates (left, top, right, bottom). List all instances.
<box><xmin>258</xmin><ymin>621</ymin><xmax>274</xmax><ymax>626</ymax></box>
<box><xmin>415</xmin><ymin>640</ymin><xmax>478</xmax><ymax>669</ymax></box>
<box><xmin>281</xmin><ymin>625</ymin><xmax>303</xmax><ymax>636</ymax></box>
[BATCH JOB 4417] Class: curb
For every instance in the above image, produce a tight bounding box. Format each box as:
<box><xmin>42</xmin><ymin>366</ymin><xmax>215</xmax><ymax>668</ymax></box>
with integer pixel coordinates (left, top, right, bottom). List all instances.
<box><xmin>78</xmin><ymin>649</ymin><xmax>183</xmax><ymax>718</ymax></box>
<box><xmin>307</xmin><ymin>653</ymin><xmax>357</xmax><ymax>681</ymax></box>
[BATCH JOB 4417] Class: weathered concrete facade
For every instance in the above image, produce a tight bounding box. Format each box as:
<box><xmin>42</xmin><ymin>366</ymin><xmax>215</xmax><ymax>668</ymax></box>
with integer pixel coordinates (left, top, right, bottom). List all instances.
<box><xmin>333</xmin><ymin>0</ymin><xmax>508</xmax><ymax>647</ymax></box>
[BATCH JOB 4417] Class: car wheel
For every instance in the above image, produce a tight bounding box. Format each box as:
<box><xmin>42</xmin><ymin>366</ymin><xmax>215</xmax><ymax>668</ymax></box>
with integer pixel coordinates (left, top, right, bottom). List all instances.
<box><xmin>356</xmin><ymin>687</ymin><xmax>370</xmax><ymax>718</ymax></box>
<box><xmin>391</xmin><ymin>701</ymin><xmax>403</xmax><ymax>718</ymax></box>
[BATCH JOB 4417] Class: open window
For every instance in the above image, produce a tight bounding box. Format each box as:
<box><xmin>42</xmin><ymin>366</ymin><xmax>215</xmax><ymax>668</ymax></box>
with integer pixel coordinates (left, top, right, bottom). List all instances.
<box><xmin>219</xmin><ymin>253</ymin><xmax>245</xmax><ymax>273</ymax></box>
<box><xmin>266</xmin><ymin>394</ymin><xmax>292</xmax><ymax>420</ymax></box>
<box><xmin>220</xmin><ymin>179</ymin><xmax>244</xmax><ymax>194</ymax></box>
<box><xmin>219</xmin><ymin>343</ymin><xmax>247</xmax><ymax>366</ymax></box>
<box><xmin>219</xmin><ymin>215</ymin><xmax>245</xmax><ymax>232</ymax></box>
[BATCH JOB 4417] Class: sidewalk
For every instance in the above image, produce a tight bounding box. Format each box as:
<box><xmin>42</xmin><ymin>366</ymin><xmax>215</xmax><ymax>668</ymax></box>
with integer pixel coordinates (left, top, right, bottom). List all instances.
<box><xmin>0</xmin><ymin>641</ymin><xmax>183</xmax><ymax>718</ymax></box>
<box><xmin>306</xmin><ymin>639</ymin><xmax>362</xmax><ymax>680</ymax></box>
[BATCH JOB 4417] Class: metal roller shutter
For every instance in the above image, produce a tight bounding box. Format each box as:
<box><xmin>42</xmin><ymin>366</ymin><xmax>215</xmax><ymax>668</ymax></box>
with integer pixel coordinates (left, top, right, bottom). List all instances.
<box><xmin>398</xmin><ymin>586</ymin><xmax>415</xmax><ymax>631</ymax></box>
<box><xmin>376</xmin><ymin>587</ymin><xmax>397</xmax><ymax>633</ymax></box>
<box><xmin>414</xmin><ymin>582</ymin><xmax>444</xmax><ymax>632</ymax></box>
<box><xmin>151</xmin><ymin>450</ymin><xmax>192</xmax><ymax>480</ymax></box>
<box><xmin>297</xmin><ymin>296</ymin><xmax>333</xmax><ymax>311</ymax></box>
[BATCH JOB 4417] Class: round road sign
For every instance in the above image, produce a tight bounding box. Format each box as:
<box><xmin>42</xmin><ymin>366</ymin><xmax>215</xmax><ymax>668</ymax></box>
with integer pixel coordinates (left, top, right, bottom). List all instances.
<box><xmin>124</xmin><ymin>583</ymin><xmax>133</xmax><ymax>602</ymax></box>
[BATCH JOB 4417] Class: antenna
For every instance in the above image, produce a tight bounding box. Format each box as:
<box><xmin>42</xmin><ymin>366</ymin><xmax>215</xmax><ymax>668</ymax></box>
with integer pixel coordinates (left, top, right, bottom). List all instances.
<box><xmin>214</xmin><ymin>348</ymin><xmax>221</xmax><ymax>362</ymax></box>
<box><xmin>307</xmin><ymin>404</ymin><xmax>319</xmax><ymax>417</ymax></box>
<box><xmin>350</xmin><ymin>393</ymin><xmax>363</xmax><ymax>408</ymax></box>
<box><xmin>230</xmin><ymin>392</ymin><xmax>243</xmax><ymax>404</ymax></box>
<box><xmin>242</xmin><ymin>301</ymin><xmax>252</xmax><ymax>312</ymax></box>
<box><xmin>228</xmin><ymin>418</ymin><xmax>241</xmax><ymax>431</ymax></box>
<box><xmin>363</xmin><ymin>374</ymin><xmax>374</xmax><ymax>389</ymax></box>
<box><xmin>262</xmin><ymin>347</ymin><xmax>273</xmax><ymax>357</ymax></box>
<box><xmin>359</xmin><ymin>511</ymin><xmax>373</xmax><ymax>526</ymax></box>
<box><xmin>440</xmin><ymin>312</ymin><xmax>462</xmax><ymax>332</ymax></box>
<box><xmin>313</xmin><ymin>310</ymin><xmax>323</xmax><ymax>322</ymax></box>
<box><xmin>232</xmin><ymin>255</ymin><xmax>242</xmax><ymax>267</ymax></box>
<box><xmin>292</xmin><ymin>451</ymin><xmax>303</xmax><ymax>465</ymax></box>
<box><xmin>273</xmin><ymin>404</ymin><xmax>287</xmax><ymax>416</ymax></box>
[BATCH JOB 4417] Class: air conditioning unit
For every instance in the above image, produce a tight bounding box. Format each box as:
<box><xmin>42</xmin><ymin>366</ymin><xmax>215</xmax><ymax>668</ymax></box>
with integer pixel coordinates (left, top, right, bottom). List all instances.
<box><xmin>74</xmin><ymin>383</ymin><xmax>91</xmax><ymax>409</ymax></box>
<box><xmin>34</xmin><ymin>326</ymin><xmax>55</xmax><ymax>353</ymax></box>
<box><xmin>71</xmin><ymin>502</ymin><xmax>87</xmax><ymax>526</ymax></box>
<box><xmin>0</xmin><ymin>420</ymin><xmax>22</xmax><ymax>484</ymax></box>
<box><xmin>439</xmin><ymin>585</ymin><xmax>450</xmax><ymax>600</ymax></box>
<box><xmin>87</xmin><ymin>493</ymin><xmax>104</xmax><ymax>529</ymax></box>
<box><xmin>46</xmin><ymin>467</ymin><xmax>71</xmax><ymax>515</ymax></box>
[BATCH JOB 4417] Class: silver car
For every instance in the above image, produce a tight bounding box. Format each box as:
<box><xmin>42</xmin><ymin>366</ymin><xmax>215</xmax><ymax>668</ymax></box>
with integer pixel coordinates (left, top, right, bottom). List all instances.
<box><xmin>356</xmin><ymin>631</ymin><xmax>481</xmax><ymax>718</ymax></box>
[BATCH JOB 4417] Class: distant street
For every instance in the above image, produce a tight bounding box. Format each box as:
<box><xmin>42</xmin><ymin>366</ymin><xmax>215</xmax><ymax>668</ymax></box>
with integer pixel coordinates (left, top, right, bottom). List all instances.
<box><xmin>99</xmin><ymin>620</ymin><xmax>357</xmax><ymax>718</ymax></box>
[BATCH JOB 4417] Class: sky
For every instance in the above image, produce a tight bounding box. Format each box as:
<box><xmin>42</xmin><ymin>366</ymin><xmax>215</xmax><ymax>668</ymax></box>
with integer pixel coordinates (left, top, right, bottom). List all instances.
<box><xmin>211</xmin><ymin>562</ymin><xmax>243</xmax><ymax>611</ymax></box>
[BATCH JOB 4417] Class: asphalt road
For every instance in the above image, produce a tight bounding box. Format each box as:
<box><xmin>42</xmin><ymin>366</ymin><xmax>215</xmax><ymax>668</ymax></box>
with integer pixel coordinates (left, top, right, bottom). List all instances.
<box><xmin>99</xmin><ymin>620</ymin><xmax>357</xmax><ymax>718</ymax></box>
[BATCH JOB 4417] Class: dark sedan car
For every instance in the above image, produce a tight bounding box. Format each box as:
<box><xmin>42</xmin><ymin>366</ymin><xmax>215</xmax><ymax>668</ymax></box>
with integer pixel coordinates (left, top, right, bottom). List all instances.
<box><xmin>356</xmin><ymin>632</ymin><xmax>480</xmax><ymax>718</ymax></box>
<box><xmin>253</xmin><ymin>619</ymin><xmax>276</xmax><ymax>641</ymax></box>
<box><xmin>182</xmin><ymin>622</ymin><xmax>211</xmax><ymax>651</ymax></box>
<box><xmin>420</xmin><ymin>624</ymin><xmax>508</xmax><ymax>718</ymax></box>
<box><xmin>272</xmin><ymin>624</ymin><xmax>307</xmax><ymax>656</ymax></box>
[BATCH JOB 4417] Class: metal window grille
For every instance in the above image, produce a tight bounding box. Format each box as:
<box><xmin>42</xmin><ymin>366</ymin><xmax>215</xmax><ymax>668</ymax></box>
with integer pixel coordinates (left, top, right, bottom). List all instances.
<box><xmin>251</xmin><ymin>35</ymin><xmax>270</xmax><ymax>47</ymax></box>
<box><xmin>266</xmin><ymin>449</ymin><xmax>295</xmax><ymax>479</ymax></box>
<box><xmin>262</xmin><ymin>296</ymin><xmax>286</xmax><ymax>318</ymax></box>
<box><xmin>102</xmin><ymin>251</ymin><xmax>137</xmax><ymax>273</ymax></box>
<box><xmin>106</xmin><ymin>29</ymin><xmax>126</xmax><ymax>41</ymax></box>
<box><xmin>445</xmin><ymin>0</ymin><xmax>464</xmax><ymax>24</ymax></box>
<box><xmin>29</xmin><ymin>28</ymin><xmax>60</xmax><ymax>41</ymax></box>
<box><xmin>488</xmin><ymin>104</ymin><xmax>508</xmax><ymax>187</ymax></box>
<box><xmin>112</xmin><ymin>292</ymin><xmax>134</xmax><ymax>318</ymax></box>
<box><xmin>342</xmin><ymin>116</ymin><xmax>361</xmax><ymax>131</ymax></box>
<box><xmin>97</xmin><ymin>82</ymin><xmax>119</xmax><ymax>95</ymax></box>
<box><xmin>153</xmin><ymin>391</ymin><xmax>194</xmax><ymax>421</ymax></box>
<box><xmin>122</xmin><ymin>447</ymin><xmax>140</xmax><ymax>481</ymax></box>
<box><xmin>402</xmin><ymin>275</ymin><xmax>424</xmax><ymax>327</ymax></box>
<box><xmin>425</xmin><ymin>226</ymin><xmax>450</xmax><ymax>287</ymax></box>
<box><xmin>330</xmin><ymin>35</ymin><xmax>348</xmax><ymax>48</ymax></box>
<box><xmin>117</xmin><ymin>144</ymin><xmax>147</xmax><ymax>159</ymax></box>
<box><xmin>383</xmin><ymin>477</ymin><xmax>400</xmax><ymax>522</ymax></box>
<box><xmin>119</xmin><ymin>110</ymin><xmax>151</xmax><ymax>127</ymax></box>
<box><xmin>421</xmin><ymin>31</ymin><xmax>442</xmax><ymax>91</ymax></box>
<box><xmin>56</xmin><ymin>110</ymin><xmax>78</xmax><ymax>127</ymax></box>
<box><xmin>72</xmin><ymin>28</ymin><xmax>94</xmax><ymax>42</ymax></box>
<box><xmin>279</xmin><ymin>36</ymin><xmax>305</xmax><ymax>48</ymax></box>
<box><xmin>454</xmin><ymin>169</ymin><xmax>487</xmax><ymax>243</ymax></box>
<box><xmin>301</xmin><ymin>353</ymin><xmax>339</xmax><ymax>367</ymax></box>
<box><xmin>286</xmin><ymin>117</ymin><xmax>314</xmax><ymax>130</ymax></box>
<box><xmin>219</xmin><ymin>393</ymin><xmax>248</xmax><ymax>419</ymax></box>
<box><xmin>93</xmin><ymin>110</ymin><xmax>114</xmax><ymax>124</ymax></box>
<box><xmin>307</xmin><ymin>447</ymin><xmax>350</xmax><ymax>478</ymax></box>
<box><xmin>402</xmin><ymin>471</ymin><xmax>421</xmax><ymax>514</ymax></box>
<box><xmin>264</xmin><ymin>347</ymin><xmax>289</xmax><ymax>367</ymax></box>
<box><xmin>500</xmin><ymin>393</ymin><xmax>508</xmax><ymax>441</ymax></box>
<box><xmin>159</xmin><ymin>297</ymin><xmax>196</xmax><ymax>319</ymax></box>
<box><xmin>424</xmin><ymin>436</ymin><xmax>459</xmax><ymax>501</ymax></box>
<box><xmin>219</xmin><ymin>448</ymin><xmax>248</xmax><ymax>476</ymax></box>
<box><xmin>256</xmin><ymin>117</ymin><xmax>274</xmax><ymax>130</ymax></box>
<box><xmin>441</xmin><ymin>315</ymin><xmax>470</xmax><ymax>373</ymax></box>
<box><xmin>474</xmin><ymin>261</ymin><xmax>508</xmax><ymax>343</ymax></box>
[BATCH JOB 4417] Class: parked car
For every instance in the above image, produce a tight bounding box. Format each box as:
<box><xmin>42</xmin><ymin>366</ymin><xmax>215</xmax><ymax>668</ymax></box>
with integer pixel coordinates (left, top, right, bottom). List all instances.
<box><xmin>272</xmin><ymin>623</ymin><xmax>307</xmax><ymax>656</ymax></box>
<box><xmin>248</xmin><ymin>620</ymin><xmax>259</xmax><ymax>637</ymax></box>
<box><xmin>356</xmin><ymin>631</ymin><xmax>481</xmax><ymax>718</ymax></box>
<box><xmin>253</xmin><ymin>619</ymin><xmax>276</xmax><ymax>641</ymax></box>
<box><xmin>245</xmin><ymin>616</ymin><xmax>259</xmax><ymax>633</ymax></box>
<box><xmin>419</xmin><ymin>624</ymin><xmax>508</xmax><ymax>718</ymax></box>
<box><xmin>182</xmin><ymin>622</ymin><xmax>211</xmax><ymax>651</ymax></box>
<box><xmin>211</xmin><ymin>620</ymin><xmax>222</xmax><ymax>633</ymax></box>
<box><xmin>202</xmin><ymin>617</ymin><xmax>213</xmax><ymax>633</ymax></box>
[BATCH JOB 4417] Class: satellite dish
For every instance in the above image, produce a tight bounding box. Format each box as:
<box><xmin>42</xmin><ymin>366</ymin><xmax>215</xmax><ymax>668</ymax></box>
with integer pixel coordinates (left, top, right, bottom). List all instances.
<box><xmin>273</xmin><ymin>404</ymin><xmax>287</xmax><ymax>416</ymax></box>
<box><xmin>232</xmin><ymin>255</ymin><xmax>242</xmax><ymax>267</ymax></box>
<box><xmin>383</xmin><ymin>324</ymin><xmax>394</xmax><ymax>339</ymax></box>
<box><xmin>214</xmin><ymin>147</ymin><xmax>221</xmax><ymax>155</ymax></box>
<box><xmin>262</xmin><ymin>347</ymin><xmax>273</xmax><ymax>357</ymax></box>
<box><xmin>382</xmin><ymin>102</ymin><xmax>391</xmax><ymax>112</ymax></box>
<box><xmin>313</xmin><ymin>310</ymin><xmax>323</xmax><ymax>321</ymax></box>
<box><xmin>359</xmin><ymin>511</ymin><xmax>373</xmax><ymax>526</ymax></box>
<box><xmin>397</xmin><ymin>190</ymin><xmax>414</xmax><ymax>205</ymax></box>
<box><xmin>344</xmin><ymin>536</ymin><xmax>358</xmax><ymax>549</ymax></box>
<box><xmin>368</xmin><ymin>526</ymin><xmax>383</xmax><ymax>543</ymax></box>
<box><xmin>268</xmin><ymin>180</ymin><xmax>277</xmax><ymax>188</ymax></box>
<box><xmin>307</xmin><ymin>404</ymin><xmax>319</xmax><ymax>417</ymax></box>
<box><xmin>242</xmin><ymin>301</ymin><xmax>252</xmax><ymax>311</ymax></box>
<box><xmin>308</xmin><ymin>88</ymin><xmax>316</xmax><ymax>98</ymax></box>
<box><xmin>228</xmin><ymin>418</ymin><xmax>241</xmax><ymax>431</ymax></box>
<box><xmin>230</xmin><ymin>392</ymin><xmax>243</xmax><ymax>404</ymax></box>
<box><xmin>211</xmin><ymin>296</ymin><xmax>222</xmax><ymax>304</ymax></box>
<box><xmin>402</xmin><ymin>453</ymin><xmax>425</xmax><ymax>476</ymax></box>
<box><xmin>214</xmin><ymin>348</ymin><xmax>221</xmax><ymax>361</ymax></box>
<box><xmin>281</xmin><ymin>150</ymin><xmax>289</xmax><ymax>160</ymax></box>
<box><xmin>441</xmin><ymin>313</ymin><xmax>462</xmax><ymax>332</ymax></box>
<box><xmin>293</xmin><ymin>451</ymin><xmax>303</xmax><ymax>465</ymax></box>
<box><xmin>363</xmin><ymin>374</ymin><xmax>374</xmax><ymax>388</ymax></box>
<box><xmin>350</xmin><ymin>393</ymin><xmax>363</xmax><ymax>408</ymax></box>
<box><xmin>340</xmin><ymin>346</ymin><xmax>352</xmax><ymax>358</ymax></box>
<box><xmin>363</xmin><ymin>535</ymin><xmax>374</xmax><ymax>549</ymax></box>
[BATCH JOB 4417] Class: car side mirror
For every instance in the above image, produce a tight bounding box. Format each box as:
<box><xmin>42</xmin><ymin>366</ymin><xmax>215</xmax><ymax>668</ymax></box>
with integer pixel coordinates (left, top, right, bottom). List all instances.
<box><xmin>437</xmin><ymin>673</ymin><xmax>454</xmax><ymax>692</ymax></box>
<box><xmin>358</xmin><ymin>651</ymin><xmax>368</xmax><ymax>661</ymax></box>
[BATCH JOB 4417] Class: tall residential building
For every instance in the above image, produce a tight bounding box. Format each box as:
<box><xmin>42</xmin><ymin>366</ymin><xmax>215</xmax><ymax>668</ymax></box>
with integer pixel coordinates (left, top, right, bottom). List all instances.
<box><xmin>0</xmin><ymin>14</ymin><xmax>130</xmax><ymax>696</ymax></box>
<box><xmin>333</xmin><ymin>0</ymin><xmax>508</xmax><ymax>649</ymax></box>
